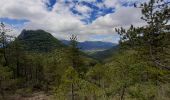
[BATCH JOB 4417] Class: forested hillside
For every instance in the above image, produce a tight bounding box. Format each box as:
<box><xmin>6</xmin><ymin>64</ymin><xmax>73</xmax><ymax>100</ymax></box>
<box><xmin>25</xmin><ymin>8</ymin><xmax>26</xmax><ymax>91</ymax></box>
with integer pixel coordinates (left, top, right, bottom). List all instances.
<box><xmin>0</xmin><ymin>0</ymin><xmax>170</xmax><ymax>100</ymax></box>
<box><xmin>90</xmin><ymin>45</ymin><xmax>119</xmax><ymax>61</ymax></box>
<box><xmin>17</xmin><ymin>29</ymin><xmax>66</xmax><ymax>52</ymax></box>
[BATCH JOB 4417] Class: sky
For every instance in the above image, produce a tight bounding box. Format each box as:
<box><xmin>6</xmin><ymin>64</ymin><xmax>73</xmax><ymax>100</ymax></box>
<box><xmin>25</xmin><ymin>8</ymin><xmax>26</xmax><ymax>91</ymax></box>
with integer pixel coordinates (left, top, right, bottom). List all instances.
<box><xmin>0</xmin><ymin>0</ymin><xmax>151</xmax><ymax>43</ymax></box>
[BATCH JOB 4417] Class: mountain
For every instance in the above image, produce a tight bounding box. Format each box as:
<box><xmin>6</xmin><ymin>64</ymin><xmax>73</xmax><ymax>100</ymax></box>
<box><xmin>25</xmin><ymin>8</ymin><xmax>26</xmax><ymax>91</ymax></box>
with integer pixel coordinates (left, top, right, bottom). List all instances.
<box><xmin>17</xmin><ymin>29</ymin><xmax>66</xmax><ymax>52</ymax></box>
<box><xmin>16</xmin><ymin>29</ymin><xmax>117</xmax><ymax>59</ymax></box>
<box><xmin>61</xmin><ymin>40</ymin><xmax>116</xmax><ymax>52</ymax></box>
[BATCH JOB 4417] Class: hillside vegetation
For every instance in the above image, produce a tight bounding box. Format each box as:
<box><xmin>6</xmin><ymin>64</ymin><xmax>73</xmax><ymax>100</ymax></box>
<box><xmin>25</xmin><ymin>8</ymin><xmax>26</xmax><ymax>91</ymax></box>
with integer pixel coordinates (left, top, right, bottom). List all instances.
<box><xmin>17</xmin><ymin>29</ymin><xmax>66</xmax><ymax>52</ymax></box>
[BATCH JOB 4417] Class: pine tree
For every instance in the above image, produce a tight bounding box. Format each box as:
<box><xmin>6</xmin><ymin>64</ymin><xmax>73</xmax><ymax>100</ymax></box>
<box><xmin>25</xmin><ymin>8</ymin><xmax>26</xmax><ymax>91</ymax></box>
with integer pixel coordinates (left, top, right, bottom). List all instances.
<box><xmin>0</xmin><ymin>22</ymin><xmax>13</xmax><ymax>99</ymax></box>
<box><xmin>67</xmin><ymin>35</ymin><xmax>85</xmax><ymax>76</ymax></box>
<box><xmin>115</xmin><ymin>0</ymin><xmax>170</xmax><ymax>99</ymax></box>
<box><xmin>0</xmin><ymin>22</ymin><xmax>13</xmax><ymax>67</ymax></box>
<box><xmin>116</xmin><ymin>0</ymin><xmax>170</xmax><ymax>70</ymax></box>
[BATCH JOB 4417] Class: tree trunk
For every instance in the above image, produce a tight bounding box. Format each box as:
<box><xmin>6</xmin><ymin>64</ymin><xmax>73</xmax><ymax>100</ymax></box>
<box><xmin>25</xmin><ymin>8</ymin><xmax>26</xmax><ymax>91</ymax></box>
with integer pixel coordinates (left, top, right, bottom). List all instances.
<box><xmin>0</xmin><ymin>80</ymin><xmax>5</xmax><ymax>100</ymax></box>
<box><xmin>71</xmin><ymin>83</ymin><xmax>74</xmax><ymax>100</ymax></box>
<box><xmin>16</xmin><ymin>57</ymin><xmax>20</xmax><ymax>78</ymax></box>
<box><xmin>120</xmin><ymin>85</ymin><xmax>126</xmax><ymax>100</ymax></box>
<box><xmin>3</xmin><ymin>48</ymin><xmax>8</xmax><ymax>67</ymax></box>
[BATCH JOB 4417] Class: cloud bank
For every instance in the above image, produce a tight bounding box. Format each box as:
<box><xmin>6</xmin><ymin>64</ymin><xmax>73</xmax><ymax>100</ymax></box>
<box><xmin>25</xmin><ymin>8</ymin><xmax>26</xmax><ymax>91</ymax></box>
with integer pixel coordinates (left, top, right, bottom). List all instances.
<box><xmin>0</xmin><ymin>0</ymin><xmax>147</xmax><ymax>43</ymax></box>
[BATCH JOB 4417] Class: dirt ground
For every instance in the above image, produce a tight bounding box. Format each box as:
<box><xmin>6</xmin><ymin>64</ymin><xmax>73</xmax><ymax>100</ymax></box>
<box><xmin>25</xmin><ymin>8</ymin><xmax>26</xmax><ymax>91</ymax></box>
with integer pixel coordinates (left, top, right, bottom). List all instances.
<box><xmin>6</xmin><ymin>92</ymin><xmax>54</xmax><ymax>100</ymax></box>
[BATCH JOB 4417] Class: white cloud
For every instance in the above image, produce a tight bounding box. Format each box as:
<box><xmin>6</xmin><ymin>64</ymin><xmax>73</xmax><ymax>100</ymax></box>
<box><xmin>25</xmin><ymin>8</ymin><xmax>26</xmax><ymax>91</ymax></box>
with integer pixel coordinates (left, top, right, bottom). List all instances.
<box><xmin>85</xmin><ymin>7</ymin><xmax>145</xmax><ymax>34</ymax></box>
<box><xmin>0</xmin><ymin>0</ymin><xmax>146</xmax><ymax>43</ymax></box>
<box><xmin>75</xmin><ymin>4</ymin><xmax>92</xmax><ymax>14</ymax></box>
<box><xmin>99</xmin><ymin>0</ymin><xmax>149</xmax><ymax>9</ymax></box>
<box><xmin>104</xmin><ymin>0</ymin><xmax>121</xmax><ymax>8</ymax></box>
<box><xmin>0</xmin><ymin>0</ymin><xmax>48</xmax><ymax>20</ymax></box>
<box><xmin>78</xmin><ymin>0</ymin><xmax>96</xmax><ymax>3</ymax></box>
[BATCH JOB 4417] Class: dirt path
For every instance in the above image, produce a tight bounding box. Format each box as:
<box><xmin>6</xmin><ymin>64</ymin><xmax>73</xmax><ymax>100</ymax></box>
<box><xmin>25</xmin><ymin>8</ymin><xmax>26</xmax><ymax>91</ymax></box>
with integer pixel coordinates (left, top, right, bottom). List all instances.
<box><xmin>7</xmin><ymin>92</ymin><xmax>53</xmax><ymax>100</ymax></box>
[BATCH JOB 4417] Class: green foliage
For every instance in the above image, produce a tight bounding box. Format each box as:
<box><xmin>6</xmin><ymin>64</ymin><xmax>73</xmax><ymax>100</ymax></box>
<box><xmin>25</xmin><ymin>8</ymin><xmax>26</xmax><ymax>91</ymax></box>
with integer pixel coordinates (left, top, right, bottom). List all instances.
<box><xmin>128</xmin><ymin>83</ymin><xmax>158</xmax><ymax>100</ymax></box>
<box><xmin>67</xmin><ymin>35</ymin><xmax>84</xmax><ymax>73</ymax></box>
<box><xmin>104</xmin><ymin>51</ymin><xmax>148</xmax><ymax>99</ymax></box>
<box><xmin>43</xmin><ymin>49</ymin><xmax>69</xmax><ymax>91</ymax></box>
<box><xmin>0</xmin><ymin>66</ymin><xmax>13</xmax><ymax>99</ymax></box>
<box><xmin>113</xmin><ymin>0</ymin><xmax>170</xmax><ymax>99</ymax></box>
<box><xmin>0</xmin><ymin>0</ymin><xmax>169</xmax><ymax>99</ymax></box>
<box><xmin>55</xmin><ymin>66</ymin><xmax>105</xmax><ymax>100</ymax></box>
<box><xmin>90</xmin><ymin>45</ymin><xmax>119</xmax><ymax>61</ymax></box>
<box><xmin>116</xmin><ymin>0</ymin><xmax>170</xmax><ymax>70</ymax></box>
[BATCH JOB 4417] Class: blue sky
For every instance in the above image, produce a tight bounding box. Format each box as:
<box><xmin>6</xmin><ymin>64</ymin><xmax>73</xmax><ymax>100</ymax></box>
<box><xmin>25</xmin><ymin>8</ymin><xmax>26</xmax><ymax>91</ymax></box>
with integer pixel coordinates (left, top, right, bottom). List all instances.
<box><xmin>0</xmin><ymin>0</ymin><xmax>151</xmax><ymax>43</ymax></box>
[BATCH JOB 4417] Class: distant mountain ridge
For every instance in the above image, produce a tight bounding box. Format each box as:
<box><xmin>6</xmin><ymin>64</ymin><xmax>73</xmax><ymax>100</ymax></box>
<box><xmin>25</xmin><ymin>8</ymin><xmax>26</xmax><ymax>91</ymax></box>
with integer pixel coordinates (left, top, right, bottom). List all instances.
<box><xmin>61</xmin><ymin>40</ymin><xmax>117</xmax><ymax>51</ymax></box>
